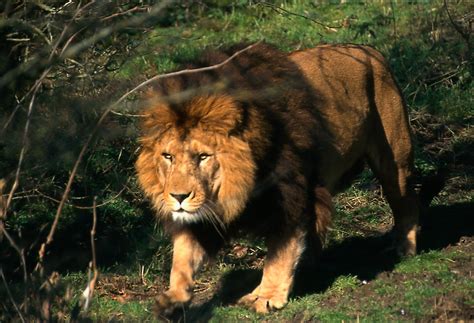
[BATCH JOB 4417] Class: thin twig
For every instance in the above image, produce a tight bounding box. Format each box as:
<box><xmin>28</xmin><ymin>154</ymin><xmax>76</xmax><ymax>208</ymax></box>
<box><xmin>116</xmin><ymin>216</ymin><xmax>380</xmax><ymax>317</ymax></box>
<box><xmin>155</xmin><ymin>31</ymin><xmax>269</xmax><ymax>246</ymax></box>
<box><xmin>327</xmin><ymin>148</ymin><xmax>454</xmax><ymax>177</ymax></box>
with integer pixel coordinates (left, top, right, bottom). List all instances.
<box><xmin>4</xmin><ymin>84</ymin><xmax>39</xmax><ymax>214</ymax></box>
<box><xmin>33</xmin><ymin>187</ymin><xmax>126</xmax><ymax>210</ymax></box>
<box><xmin>258</xmin><ymin>2</ymin><xmax>341</xmax><ymax>31</ymax></box>
<box><xmin>443</xmin><ymin>0</ymin><xmax>472</xmax><ymax>71</ymax></box>
<box><xmin>0</xmin><ymin>179</ymin><xmax>5</xmax><ymax>219</ymax></box>
<box><xmin>82</xmin><ymin>197</ymin><xmax>99</xmax><ymax>311</ymax></box>
<box><xmin>444</xmin><ymin>0</ymin><xmax>470</xmax><ymax>44</ymax></box>
<box><xmin>0</xmin><ymin>222</ymin><xmax>27</xmax><ymax>283</ymax></box>
<box><xmin>1</xmin><ymin>1</ymin><xmax>93</xmax><ymax>134</ymax></box>
<box><xmin>109</xmin><ymin>110</ymin><xmax>147</xmax><ymax>118</ymax></box>
<box><xmin>91</xmin><ymin>197</ymin><xmax>98</xmax><ymax>274</ymax></box>
<box><xmin>0</xmin><ymin>269</ymin><xmax>26</xmax><ymax>323</ymax></box>
<box><xmin>20</xmin><ymin>1</ymin><xmax>169</xmax><ymax>273</ymax></box>
<box><xmin>51</xmin><ymin>1</ymin><xmax>96</xmax><ymax>61</ymax></box>
<box><xmin>0</xmin><ymin>18</ymin><xmax>51</xmax><ymax>44</ymax></box>
<box><xmin>1</xmin><ymin>72</ymin><xmax>47</xmax><ymax>135</ymax></box>
<box><xmin>35</xmin><ymin>40</ymin><xmax>262</xmax><ymax>270</ymax></box>
<box><xmin>116</xmin><ymin>41</ymin><xmax>263</xmax><ymax>105</ymax></box>
<box><xmin>101</xmin><ymin>5</ymin><xmax>149</xmax><ymax>21</ymax></box>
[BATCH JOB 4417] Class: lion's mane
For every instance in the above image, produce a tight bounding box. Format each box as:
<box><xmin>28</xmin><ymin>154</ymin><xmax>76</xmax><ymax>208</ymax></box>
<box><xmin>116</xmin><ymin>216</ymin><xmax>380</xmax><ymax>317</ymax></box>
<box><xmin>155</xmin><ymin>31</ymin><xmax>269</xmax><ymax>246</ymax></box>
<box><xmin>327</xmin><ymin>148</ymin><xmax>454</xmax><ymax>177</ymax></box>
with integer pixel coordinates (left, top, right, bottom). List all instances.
<box><xmin>136</xmin><ymin>43</ymin><xmax>331</xmax><ymax>249</ymax></box>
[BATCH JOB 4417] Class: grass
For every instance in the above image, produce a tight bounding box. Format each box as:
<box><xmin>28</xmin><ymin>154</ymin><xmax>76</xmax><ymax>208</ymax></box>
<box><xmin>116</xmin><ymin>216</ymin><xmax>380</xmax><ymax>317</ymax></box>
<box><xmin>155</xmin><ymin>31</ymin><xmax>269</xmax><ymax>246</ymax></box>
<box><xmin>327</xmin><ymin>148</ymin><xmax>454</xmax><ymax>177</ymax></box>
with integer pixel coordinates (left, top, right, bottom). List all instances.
<box><xmin>199</xmin><ymin>243</ymin><xmax>472</xmax><ymax>321</ymax></box>
<box><xmin>88</xmin><ymin>299</ymin><xmax>155</xmax><ymax>321</ymax></box>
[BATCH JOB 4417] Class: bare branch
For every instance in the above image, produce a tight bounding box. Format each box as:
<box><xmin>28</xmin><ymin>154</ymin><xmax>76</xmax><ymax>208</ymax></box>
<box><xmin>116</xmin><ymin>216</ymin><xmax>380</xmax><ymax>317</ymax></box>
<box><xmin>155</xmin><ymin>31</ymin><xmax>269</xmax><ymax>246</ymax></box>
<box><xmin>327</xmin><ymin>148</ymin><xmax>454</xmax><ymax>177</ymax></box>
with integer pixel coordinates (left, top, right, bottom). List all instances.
<box><xmin>0</xmin><ymin>1</ymin><xmax>174</xmax><ymax>88</ymax></box>
<box><xmin>50</xmin><ymin>1</ymin><xmax>97</xmax><ymax>61</ymax></box>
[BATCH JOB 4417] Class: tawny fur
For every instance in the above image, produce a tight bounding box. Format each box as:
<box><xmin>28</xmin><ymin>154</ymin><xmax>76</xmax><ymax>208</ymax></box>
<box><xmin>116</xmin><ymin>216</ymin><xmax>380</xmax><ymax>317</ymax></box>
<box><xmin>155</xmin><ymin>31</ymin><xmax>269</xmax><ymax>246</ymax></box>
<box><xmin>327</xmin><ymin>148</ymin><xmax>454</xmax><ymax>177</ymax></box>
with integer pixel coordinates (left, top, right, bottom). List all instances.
<box><xmin>136</xmin><ymin>43</ymin><xmax>419</xmax><ymax>315</ymax></box>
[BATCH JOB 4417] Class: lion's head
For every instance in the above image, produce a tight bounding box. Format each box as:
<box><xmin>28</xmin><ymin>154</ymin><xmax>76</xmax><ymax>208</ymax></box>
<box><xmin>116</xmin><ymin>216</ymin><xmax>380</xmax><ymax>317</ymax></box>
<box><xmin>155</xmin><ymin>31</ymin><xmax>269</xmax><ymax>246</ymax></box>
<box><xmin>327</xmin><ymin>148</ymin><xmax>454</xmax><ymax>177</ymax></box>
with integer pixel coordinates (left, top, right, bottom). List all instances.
<box><xmin>136</xmin><ymin>93</ymin><xmax>257</xmax><ymax>226</ymax></box>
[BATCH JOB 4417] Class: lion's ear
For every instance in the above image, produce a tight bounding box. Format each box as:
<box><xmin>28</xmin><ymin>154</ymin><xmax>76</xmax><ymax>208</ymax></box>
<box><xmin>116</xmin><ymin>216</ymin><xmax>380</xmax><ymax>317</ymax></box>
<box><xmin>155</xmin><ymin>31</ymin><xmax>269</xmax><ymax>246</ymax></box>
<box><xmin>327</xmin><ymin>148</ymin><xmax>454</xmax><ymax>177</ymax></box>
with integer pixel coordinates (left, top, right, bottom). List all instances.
<box><xmin>141</xmin><ymin>98</ymin><xmax>179</xmax><ymax>140</ymax></box>
<box><xmin>191</xmin><ymin>96</ymin><xmax>242</xmax><ymax>135</ymax></box>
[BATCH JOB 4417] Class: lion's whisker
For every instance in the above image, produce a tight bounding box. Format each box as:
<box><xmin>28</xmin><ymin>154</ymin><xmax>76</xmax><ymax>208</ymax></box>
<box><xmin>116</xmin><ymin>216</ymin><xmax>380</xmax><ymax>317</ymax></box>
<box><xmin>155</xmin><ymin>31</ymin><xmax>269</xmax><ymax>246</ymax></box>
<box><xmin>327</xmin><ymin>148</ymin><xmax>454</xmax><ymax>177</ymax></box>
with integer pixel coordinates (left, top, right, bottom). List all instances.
<box><xmin>203</xmin><ymin>203</ymin><xmax>225</xmax><ymax>230</ymax></box>
<box><xmin>199</xmin><ymin>204</ymin><xmax>225</xmax><ymax>239</ymax></box>
<box><xmin>202</xmin><ymin>208</ymin><xmax>223</xmax><ymax>237</ymax></box>
<box><xmin>199</xmin><ymin>209</ymin><xmax>220</xmax><ymax>238</ymax></box>
<box><xmin>205</xmin><ymin>202</ymin><xmax>226</xmax><ymax>231</ymax></box>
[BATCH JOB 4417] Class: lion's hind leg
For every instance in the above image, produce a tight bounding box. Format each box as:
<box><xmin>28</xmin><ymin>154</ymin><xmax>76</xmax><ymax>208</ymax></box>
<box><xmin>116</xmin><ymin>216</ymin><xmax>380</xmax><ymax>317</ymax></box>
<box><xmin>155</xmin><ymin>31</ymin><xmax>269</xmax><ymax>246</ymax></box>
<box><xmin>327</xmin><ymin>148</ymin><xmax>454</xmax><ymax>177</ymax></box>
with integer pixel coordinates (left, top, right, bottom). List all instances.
<box><xmin>366</xmin><ymin>121</ymin><xmax>419</xmax><ymax>256</ymax></box>
<box><xmin>364</xmin><ymin>59</ymin><xmax>421</xmax><ymax>256</ymax></box>
<box><xmin>314</xmin><ymin>186</ymin><xmax>333</xmax><ymax>245</ymax></box>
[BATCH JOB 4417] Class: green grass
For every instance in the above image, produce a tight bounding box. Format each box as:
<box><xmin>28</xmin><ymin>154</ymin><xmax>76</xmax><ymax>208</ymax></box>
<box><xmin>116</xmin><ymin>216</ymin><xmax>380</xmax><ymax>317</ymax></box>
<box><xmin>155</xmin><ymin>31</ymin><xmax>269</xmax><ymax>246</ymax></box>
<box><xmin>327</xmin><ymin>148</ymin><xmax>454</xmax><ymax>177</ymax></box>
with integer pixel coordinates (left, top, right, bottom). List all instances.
<box><xmin>66</xmin><ymin>245</ymin><xmax>471</xmax><ymax>321</ymax></box>
<box><xmin>88</xmin><ymin>299</ymin><xmax>155</xmax><ymax>321</ymax></box>
<box><xmin>395</xmin><ymin>250</ymin><xmax>451</xmax><ymax>274</ymax></box>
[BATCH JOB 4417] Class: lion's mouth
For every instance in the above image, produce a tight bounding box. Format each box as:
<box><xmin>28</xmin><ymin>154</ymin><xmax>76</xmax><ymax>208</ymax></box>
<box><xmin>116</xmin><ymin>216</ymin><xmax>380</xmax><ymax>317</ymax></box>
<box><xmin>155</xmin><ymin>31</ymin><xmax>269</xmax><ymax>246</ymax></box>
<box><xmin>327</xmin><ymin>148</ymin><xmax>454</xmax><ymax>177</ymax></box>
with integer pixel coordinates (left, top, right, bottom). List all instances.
<box><xmin>171</xmin><ymin>209</ymin><xmax>201</xmax><ymax>223</ymax></box>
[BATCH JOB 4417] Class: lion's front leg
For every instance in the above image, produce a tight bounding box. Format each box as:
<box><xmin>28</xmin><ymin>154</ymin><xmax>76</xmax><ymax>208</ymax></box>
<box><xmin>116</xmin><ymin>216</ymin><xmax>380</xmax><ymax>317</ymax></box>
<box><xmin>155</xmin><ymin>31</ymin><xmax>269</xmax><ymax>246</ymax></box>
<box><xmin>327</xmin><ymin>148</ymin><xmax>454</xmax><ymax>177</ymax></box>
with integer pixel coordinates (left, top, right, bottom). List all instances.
<box><xmin>155</xmin><ymin>230</ymin><xmax>205</xmax><ymax>316</ymax></box>
<box><xmin>238</xmin><ymin>230</ymin><xmax>305</xmax><ymax>313</ymax></box>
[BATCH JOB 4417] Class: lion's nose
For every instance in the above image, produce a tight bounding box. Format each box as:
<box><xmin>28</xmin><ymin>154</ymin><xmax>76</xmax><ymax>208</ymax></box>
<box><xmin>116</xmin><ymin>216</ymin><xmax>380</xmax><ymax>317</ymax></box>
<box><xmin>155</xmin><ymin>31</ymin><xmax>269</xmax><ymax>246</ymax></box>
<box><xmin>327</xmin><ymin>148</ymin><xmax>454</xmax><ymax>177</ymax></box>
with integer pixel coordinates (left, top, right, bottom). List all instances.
<box><xmin>170</xmin><ymin>192</ymin><xmax>191</xmax><ymax>204</ymax></box>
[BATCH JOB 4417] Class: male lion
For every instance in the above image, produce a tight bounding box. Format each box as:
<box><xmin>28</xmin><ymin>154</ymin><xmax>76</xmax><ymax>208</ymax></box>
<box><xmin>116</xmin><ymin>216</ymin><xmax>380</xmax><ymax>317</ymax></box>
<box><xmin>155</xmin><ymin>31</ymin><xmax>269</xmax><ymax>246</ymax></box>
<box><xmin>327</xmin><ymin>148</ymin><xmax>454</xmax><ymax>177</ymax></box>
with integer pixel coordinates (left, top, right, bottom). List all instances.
<box><xmin>136</xmin><ymin>43</ymin><xmax>419</xmax><ymax>314</ymax></box>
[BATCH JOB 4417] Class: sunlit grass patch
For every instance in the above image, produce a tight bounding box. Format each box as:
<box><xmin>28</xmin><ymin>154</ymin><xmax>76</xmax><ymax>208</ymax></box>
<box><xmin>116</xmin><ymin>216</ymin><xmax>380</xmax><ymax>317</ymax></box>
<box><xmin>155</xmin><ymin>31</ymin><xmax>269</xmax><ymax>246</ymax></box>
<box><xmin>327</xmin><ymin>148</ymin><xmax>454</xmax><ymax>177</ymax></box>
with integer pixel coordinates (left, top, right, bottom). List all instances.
<box><xmin>88</xmin><ymin>298</ymin><xmax>155</xmax><ymax>321</ymax></box>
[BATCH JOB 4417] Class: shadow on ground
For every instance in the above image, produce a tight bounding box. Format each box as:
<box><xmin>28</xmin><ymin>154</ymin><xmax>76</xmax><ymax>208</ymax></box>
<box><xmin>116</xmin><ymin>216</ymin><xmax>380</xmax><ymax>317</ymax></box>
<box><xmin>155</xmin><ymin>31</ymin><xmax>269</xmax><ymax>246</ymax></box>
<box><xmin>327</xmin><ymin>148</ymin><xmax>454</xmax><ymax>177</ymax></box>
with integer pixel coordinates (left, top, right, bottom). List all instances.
<box><xmin>171</xmin><ymin>202</ymin><xmax>473</xmax><ymax>321</ymax></box>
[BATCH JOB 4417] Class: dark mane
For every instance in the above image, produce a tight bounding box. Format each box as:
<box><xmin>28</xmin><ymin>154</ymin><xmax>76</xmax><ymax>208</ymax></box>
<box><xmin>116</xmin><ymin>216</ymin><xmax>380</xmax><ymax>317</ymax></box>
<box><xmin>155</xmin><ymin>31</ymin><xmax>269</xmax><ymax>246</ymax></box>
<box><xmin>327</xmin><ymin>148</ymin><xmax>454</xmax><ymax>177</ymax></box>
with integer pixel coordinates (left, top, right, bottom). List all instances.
<box><xmin>149</xmin><ymin>41</ymin><xmax>327</xmax><ymax>164</ymax></box>
<box><xmin>144</xmin><ymin>42</ymin><xmax>328</xmax><ymax>243</ymax></box>
<box><xmin>152</xmin><ymin>42</ymin><xmax>313</xmax><ymax>105</ymax></box>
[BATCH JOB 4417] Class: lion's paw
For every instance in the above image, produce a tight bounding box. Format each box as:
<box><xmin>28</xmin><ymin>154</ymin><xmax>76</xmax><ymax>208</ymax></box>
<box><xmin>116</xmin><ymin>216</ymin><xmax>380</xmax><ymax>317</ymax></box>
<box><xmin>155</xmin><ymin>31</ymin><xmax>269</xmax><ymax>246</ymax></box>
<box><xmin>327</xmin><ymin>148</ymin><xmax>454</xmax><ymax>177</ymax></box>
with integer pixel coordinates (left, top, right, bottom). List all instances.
<box><xmin>237</xmin><ymin>293</ymin><xmax>287</xmax><ymax>313</ymax></box>
<box><xmin>396</xmin><ymin>239</ymin><xmax>416</xmax><ymax>258</ymax></box>
<box><xmin>237</xmin><ymin>292</ymin><xmax>259</xmax><ymax>307</ymax></box>
<box><xmin>385</xmin><ymin>228</ymin><xmax>417</xmax><ymax>258</ymax></box>
<box><xmin>154</xmin><ymin>290</ymin><xmax>191</xmax><ymax>317</ymax></box>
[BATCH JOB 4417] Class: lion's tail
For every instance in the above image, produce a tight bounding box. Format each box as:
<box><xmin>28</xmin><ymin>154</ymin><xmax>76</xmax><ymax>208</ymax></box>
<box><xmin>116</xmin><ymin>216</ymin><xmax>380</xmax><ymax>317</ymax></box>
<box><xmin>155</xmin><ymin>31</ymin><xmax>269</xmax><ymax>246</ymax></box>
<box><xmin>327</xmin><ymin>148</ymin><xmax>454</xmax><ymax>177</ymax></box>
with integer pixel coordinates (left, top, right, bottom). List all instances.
<box><xmin>314</xmin><ymin>187</ymin><xmax>333</xmax><ymax>245</ymax></box>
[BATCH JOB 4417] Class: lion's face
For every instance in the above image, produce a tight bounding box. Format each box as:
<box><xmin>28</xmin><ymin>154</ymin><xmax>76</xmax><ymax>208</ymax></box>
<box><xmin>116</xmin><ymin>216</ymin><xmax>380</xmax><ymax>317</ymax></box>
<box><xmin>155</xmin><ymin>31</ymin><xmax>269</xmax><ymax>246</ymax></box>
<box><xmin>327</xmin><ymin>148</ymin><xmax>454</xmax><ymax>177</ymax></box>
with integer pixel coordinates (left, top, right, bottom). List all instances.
<box><xmin>151</xmin><ymin>129</ymin><xmax>220</xmax><ymax>224</ymax></box>
<box><xmin>136</xmin><ymin>95</ymin><xmax>257</xmax><ymax>226</ymax></box>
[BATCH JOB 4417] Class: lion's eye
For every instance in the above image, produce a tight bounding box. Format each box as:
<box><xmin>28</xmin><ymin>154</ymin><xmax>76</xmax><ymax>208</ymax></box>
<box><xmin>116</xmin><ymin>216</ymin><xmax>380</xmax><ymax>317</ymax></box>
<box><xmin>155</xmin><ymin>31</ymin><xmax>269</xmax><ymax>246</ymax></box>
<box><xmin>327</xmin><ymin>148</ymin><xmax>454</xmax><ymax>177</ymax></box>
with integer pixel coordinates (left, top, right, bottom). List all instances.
<box><xmin>162</xmin><ymin>153</ymin><xmax>173</xmax><ymax>161</ymax></box>
<box><xmin>198</xmin><ymin>153</ymin><xmax>210</xmax><ymax>162</ymax></box>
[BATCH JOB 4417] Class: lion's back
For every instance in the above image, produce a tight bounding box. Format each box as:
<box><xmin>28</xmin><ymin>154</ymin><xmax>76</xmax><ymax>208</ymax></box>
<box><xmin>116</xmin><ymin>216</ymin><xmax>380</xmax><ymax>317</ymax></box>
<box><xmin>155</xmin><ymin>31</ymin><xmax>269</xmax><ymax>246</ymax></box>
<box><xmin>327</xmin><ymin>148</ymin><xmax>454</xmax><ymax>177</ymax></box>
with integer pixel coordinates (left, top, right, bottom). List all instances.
<box><xmin>289</xmin><ymin>44</ymin><xmax>409</xmax><ymax>192</ymax></box>
<box><xmin>289</xmin><ymin>44</ymin><xmax>389</xmax><ymax>123</ymax></box>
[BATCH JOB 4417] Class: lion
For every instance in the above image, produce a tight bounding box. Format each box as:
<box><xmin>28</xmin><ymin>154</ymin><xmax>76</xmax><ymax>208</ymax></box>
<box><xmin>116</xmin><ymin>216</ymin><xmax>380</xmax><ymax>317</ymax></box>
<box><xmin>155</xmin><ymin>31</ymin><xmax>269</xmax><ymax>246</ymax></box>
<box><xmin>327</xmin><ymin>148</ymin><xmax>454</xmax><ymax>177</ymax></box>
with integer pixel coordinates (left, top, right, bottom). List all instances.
<box><xmin>135</xmin><ymin>42</ymin><xmax>420</xmax><ymax>314</ymax></box>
